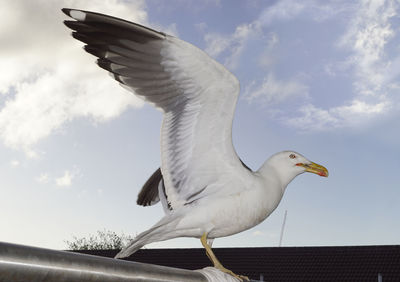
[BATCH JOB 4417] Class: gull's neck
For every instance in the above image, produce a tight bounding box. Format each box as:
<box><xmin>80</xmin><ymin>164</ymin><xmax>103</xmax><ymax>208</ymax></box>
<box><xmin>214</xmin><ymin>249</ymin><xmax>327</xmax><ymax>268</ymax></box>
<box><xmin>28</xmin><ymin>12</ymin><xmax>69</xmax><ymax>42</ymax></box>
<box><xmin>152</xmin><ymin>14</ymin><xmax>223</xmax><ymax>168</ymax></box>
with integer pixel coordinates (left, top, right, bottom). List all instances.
<box><xmin>257</xmin><ymin>159</ymin><xmax>298</xmax><ymax>192</ymax></box>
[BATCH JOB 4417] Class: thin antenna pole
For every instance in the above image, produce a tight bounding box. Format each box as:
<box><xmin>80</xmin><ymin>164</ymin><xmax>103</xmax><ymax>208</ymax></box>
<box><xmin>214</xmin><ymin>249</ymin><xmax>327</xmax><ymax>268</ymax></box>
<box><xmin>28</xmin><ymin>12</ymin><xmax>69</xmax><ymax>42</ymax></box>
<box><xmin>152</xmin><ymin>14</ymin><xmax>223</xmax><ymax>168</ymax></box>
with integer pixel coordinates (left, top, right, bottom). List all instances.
<box><xmin>279</xmin><ymin>210</ymin><xmax>287</xmax><ymax>247</ymax></box>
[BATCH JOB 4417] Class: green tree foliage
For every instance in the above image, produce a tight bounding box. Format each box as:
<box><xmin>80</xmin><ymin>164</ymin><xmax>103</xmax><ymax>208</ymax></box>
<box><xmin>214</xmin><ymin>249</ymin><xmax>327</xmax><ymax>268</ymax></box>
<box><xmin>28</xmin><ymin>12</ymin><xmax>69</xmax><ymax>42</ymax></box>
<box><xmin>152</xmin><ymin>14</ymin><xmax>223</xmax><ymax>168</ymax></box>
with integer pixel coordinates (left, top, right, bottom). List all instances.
<box><xmin>65</xmin><ymin>229</ymin><xmax>134</xmax><ymax>250</ymax></box>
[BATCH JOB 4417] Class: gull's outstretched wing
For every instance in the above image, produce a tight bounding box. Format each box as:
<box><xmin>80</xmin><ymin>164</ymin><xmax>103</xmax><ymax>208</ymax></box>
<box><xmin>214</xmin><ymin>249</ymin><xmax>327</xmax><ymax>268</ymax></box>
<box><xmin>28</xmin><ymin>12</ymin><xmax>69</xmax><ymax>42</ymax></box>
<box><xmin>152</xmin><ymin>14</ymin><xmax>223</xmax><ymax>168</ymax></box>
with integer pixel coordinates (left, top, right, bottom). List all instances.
<box><xmin>137</xmin><ymin>158</ymin><xmax>253</xmax><ymax>208</ymax></box>
<box><xmin>63</xmin><ymin>9</ymin><xmax>248</xmax><ymax>209</ymax></box>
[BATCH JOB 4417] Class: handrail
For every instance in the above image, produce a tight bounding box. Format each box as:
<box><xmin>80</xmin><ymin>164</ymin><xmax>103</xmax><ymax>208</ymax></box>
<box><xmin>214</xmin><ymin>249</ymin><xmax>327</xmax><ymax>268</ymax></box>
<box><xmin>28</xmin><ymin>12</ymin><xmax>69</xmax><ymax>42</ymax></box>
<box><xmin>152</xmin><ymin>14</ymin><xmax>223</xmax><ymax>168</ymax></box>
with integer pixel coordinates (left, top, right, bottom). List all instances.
<box><xmin>0</xmin><ymin>241</ymin><xmax>208</xmax><ymax>282</ymax></box>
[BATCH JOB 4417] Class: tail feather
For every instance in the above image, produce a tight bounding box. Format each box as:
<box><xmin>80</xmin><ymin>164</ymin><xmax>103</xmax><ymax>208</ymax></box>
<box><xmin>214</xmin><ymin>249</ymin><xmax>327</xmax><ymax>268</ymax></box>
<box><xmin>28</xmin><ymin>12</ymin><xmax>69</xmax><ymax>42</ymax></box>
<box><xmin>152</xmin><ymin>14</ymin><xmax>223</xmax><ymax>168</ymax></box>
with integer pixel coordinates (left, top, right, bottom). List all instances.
<box><xmin>115</xmin><ymin>215</ymin><xmax>181</xmax><ymax>259</ymax></box>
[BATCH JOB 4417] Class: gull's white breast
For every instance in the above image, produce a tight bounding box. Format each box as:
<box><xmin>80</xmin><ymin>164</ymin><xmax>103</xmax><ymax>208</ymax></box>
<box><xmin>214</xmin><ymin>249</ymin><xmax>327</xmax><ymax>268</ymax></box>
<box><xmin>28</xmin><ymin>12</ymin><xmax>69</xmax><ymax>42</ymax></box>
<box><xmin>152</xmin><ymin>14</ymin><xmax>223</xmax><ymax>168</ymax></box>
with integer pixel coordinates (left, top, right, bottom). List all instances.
<box><xmin>175</xmin><ymin>173</ymin><xmax>284</xmax><ymax>239</ymax></box>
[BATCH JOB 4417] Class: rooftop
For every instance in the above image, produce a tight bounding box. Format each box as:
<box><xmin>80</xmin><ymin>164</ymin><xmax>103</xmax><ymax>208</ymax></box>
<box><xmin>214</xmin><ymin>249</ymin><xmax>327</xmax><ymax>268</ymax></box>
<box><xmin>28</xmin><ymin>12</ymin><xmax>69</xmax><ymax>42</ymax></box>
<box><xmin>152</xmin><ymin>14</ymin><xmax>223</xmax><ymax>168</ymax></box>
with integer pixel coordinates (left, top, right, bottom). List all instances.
<box><xmin>76</xmin><ymin>245</ymin><xmax>400</xmax><ymax>281</ymax></box>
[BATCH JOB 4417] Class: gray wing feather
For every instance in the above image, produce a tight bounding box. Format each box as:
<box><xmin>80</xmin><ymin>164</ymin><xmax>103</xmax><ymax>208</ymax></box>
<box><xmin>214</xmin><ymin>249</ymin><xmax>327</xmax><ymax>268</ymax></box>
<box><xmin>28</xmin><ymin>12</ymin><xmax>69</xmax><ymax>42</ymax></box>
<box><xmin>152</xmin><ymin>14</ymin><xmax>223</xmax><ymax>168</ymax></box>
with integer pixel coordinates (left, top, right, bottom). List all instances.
<box><xmin>137</xmin><ymin>159</ymin><xmax>251</xmax><ymax>207</ymax></box>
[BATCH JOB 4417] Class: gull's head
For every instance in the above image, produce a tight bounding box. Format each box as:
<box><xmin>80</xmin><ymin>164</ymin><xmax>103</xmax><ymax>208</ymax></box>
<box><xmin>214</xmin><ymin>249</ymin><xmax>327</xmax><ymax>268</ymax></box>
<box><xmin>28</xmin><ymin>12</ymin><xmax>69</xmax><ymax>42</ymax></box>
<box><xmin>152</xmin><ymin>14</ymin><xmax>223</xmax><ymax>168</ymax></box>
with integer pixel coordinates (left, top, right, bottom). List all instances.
<box><xmin>265</xmin><ymin>151</ymin><xmax>328</xmax><ymax>186</ymax></box>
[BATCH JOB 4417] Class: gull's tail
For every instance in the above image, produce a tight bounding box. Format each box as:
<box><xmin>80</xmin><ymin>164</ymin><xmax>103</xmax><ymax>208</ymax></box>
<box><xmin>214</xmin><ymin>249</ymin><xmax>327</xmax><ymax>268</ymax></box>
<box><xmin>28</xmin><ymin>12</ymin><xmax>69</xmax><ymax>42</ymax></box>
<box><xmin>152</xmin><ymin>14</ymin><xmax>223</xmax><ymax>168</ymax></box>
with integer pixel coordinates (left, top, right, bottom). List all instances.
<box><xmin>115</xmin><ymin>214</ymin><xmax>183</xmax><ymax>259</ymax></box>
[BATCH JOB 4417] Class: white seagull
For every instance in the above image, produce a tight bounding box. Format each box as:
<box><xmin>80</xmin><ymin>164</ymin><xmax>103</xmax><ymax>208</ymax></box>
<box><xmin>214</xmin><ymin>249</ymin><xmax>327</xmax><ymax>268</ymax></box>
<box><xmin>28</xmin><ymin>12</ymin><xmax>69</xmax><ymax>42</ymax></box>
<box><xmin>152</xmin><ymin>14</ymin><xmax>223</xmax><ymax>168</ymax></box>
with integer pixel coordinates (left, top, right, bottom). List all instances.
<box><xmin>63</xmin><ymin>9</ymin><xmax>328</xmax><ymax>281</ymax></box>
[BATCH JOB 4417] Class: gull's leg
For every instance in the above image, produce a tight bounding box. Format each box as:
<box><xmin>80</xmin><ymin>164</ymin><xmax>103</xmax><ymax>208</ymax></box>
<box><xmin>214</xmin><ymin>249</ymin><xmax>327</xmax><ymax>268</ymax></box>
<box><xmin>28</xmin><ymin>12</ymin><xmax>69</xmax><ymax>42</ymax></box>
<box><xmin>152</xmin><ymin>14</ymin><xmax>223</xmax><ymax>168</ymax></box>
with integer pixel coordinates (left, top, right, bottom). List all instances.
<box><xmin>200</xmin><ymin>233</ymin><xmax>249</xmax><ymax>281</ymax></box>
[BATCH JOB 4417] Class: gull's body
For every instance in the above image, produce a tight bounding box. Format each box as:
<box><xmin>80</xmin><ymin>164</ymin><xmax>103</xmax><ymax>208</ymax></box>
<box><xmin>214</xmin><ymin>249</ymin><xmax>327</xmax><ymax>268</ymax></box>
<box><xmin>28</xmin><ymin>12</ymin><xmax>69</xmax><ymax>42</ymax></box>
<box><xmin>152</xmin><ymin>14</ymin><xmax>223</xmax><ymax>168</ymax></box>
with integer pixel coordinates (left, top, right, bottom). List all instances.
<box><xmin>63</xmin><ymin>9</ymin><xmax>328</xmax><ymax>280</ymax></box>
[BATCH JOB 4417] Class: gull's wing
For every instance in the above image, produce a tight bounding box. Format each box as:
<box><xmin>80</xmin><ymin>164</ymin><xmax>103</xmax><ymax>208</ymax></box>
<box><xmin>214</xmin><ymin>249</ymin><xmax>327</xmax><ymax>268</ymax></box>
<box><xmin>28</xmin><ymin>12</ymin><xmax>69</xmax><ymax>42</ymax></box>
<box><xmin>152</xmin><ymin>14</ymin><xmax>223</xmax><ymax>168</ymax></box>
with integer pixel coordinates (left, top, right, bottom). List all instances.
<box><xmin>137</xmin><ymin>158</ymin><xmax>253</xmax><ymax>208</ymax></box>
<box><xmin>63</xmin><ymin>9</ymin><xmax>247</xmax><ymax>209</ymax></box>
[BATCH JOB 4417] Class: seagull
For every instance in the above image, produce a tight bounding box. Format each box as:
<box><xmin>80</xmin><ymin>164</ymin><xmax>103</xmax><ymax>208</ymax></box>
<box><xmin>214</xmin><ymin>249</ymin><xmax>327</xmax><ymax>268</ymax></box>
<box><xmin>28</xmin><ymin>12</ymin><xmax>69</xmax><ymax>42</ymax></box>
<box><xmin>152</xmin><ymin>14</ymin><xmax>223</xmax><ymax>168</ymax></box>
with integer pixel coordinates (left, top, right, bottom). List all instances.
<box><xmin>63</xmin><ymin>9</ymin><xmax>328</xmax><ymax>281</ymax></box>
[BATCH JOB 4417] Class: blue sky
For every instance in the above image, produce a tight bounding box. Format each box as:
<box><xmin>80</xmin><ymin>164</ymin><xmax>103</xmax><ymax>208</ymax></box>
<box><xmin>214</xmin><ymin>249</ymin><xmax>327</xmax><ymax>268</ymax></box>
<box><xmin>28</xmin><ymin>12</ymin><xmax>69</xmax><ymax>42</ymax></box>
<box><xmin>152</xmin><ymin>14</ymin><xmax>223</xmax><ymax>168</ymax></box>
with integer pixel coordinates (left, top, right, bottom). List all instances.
<box><xmin>1</xmin><ymin>0</ymin><xmax>399</xmax><ymax>250</ymax></box>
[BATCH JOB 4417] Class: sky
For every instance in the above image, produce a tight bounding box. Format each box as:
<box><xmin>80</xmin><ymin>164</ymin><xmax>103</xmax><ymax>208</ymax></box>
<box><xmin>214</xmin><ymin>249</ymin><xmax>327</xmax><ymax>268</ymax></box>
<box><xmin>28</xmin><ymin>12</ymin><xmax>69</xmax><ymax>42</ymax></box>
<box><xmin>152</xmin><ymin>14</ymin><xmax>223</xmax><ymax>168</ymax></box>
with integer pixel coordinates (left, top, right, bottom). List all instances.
<box><xmin>1</xmin><ymin>0</ymin><xmax>400</xmax><ymax>251</ymax></box>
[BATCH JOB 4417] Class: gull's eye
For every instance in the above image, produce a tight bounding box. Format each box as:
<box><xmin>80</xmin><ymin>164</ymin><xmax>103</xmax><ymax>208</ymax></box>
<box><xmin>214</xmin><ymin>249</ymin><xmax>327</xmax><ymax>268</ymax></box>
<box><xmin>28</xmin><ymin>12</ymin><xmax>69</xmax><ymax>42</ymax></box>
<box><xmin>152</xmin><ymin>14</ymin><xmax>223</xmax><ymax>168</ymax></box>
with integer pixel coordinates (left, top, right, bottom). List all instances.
<box><xmin>289</xmin><ymin>154</ymin><xmax>296</xmax><ymax>159</ymax></box>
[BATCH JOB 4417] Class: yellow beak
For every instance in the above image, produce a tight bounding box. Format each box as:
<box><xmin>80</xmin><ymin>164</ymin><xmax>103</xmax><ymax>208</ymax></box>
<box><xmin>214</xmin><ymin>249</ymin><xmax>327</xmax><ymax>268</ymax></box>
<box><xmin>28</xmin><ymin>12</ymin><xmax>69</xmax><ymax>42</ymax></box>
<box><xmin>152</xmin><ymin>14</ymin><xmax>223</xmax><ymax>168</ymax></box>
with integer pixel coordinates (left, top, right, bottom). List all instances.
<box><xmin>297</xmin><ymin>162</ymin><xmax>329</xmax><ymax>177</ymax></box>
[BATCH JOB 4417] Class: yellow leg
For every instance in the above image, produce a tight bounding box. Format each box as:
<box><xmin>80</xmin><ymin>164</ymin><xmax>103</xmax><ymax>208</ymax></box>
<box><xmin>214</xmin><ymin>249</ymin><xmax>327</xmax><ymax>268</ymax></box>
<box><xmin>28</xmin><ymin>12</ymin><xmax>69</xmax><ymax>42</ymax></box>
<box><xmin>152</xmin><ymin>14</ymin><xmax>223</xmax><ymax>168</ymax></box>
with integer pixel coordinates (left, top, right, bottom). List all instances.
<box><xmin>200</xmin><ymin>233</ymin><xmax>249</xmax><ymax>281</ymax></box>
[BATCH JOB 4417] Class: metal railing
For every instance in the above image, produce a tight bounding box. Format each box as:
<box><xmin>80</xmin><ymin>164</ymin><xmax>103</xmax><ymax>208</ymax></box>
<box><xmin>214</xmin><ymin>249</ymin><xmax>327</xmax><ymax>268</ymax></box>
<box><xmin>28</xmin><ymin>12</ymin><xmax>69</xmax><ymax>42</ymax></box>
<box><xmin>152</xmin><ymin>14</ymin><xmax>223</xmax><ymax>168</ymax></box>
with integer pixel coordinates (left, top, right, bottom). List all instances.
<box><xmin>0</xmin><ymin>242</ymin><xmax>208</xmax><ymax>282</ymax></box>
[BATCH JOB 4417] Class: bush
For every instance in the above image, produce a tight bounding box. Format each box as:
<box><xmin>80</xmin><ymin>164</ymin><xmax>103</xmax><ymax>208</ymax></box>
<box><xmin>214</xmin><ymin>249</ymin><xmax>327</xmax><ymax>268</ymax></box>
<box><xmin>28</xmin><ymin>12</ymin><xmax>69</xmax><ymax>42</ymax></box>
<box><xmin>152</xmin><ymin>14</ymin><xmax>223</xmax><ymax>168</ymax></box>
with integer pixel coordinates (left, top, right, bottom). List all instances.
<box><xmin>65</xmin><ymin>229</ymin><xmax>134</xmax><ymax>250</ymax></box>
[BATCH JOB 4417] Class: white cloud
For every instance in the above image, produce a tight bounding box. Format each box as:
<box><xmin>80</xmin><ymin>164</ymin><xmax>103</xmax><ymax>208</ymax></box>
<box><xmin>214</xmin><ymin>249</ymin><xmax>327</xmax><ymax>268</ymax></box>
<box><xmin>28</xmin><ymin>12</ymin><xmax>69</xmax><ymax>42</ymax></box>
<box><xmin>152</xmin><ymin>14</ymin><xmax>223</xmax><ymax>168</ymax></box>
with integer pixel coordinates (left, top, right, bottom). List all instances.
<box><xmin>36</xmin><ymin>173</ymin><xmax>50</xmax><ymax>184</ymax></box>
<box><xmin>201</xmin><ymin>1</ymin><xmax>350</xmax><ymax>87</ymax></box>
<box><xmin>161</xmin><ymin>0</ymin><xmax>399</xmax><ymax>132</ymax></box>
<box><xmin>259</xmin><ymin>32</ymin><xmax>279</xmax><ymax>67</ymax></box>
<box><xmin>204</xmin><ymin>22</ymin><xmax>262</xmax><ymax>70</ymax></box>
<box><xmin>299</xmin><ymin>0</ymin><xmax>397</xmax><ymax>130</ymax></box>
<box><xmin>225</xmin><ymin>23</ymin><xmax>261</xmax><ymax>69</ymax></box>
<box><xmin>204</xmin><ymin>33</ymin><xmax>231</xmax><ymax>58</ymax></box>
<box><xmin>203</xmin><ymin>1</ymin><xmax>337</xmax><ymax>71</ymax></box>
<box><xmin>286</xmin><ymin>104</ymin><xmax>339</xmax><ymax>130</ymax></box>
<box><xmin>268</xmin><ymin>0</ymin><xmax>399</xmax><ymax>130</ymax></box>
<box><xmin>286</xmin><ymin>100</ymin><xmax>389</xmax><ymax>131</ymax></box>
<box><xmin>0</xmin><ymin>0</ymin><xmax>147</xmax><ymax>155</ymax></box>
<box><xmin>10</xmin><ymin>160</ymin><xmax>20</xmax><ymax>168</ymax></box>
<box><xmin>339</xmin><ymin>0</ymin><xmax>397</xmax><ymax>97</ymax></box>
<box><xmin>55</xmin><ymin>170</ymin><xmax>74</xmax><ymax>187</ymax></box>
<box><xmin>258</xmin><ymin>0</ymin><xmax>306</xmax><ymax>25</ymax></box>
<box><xmin>251</xmin><ymin>229</ymin><xmax>279</xmax><ymax>240</ymax></box>
<box><xmin>245</xmin><ymin>73</ymin><xmax>309</xmax><ymax>106</ymax></box>
<box><xmin>334</xmin><ymin>99</ymin><xmax>387</xmax><ymax>116</ymax></box>
<box><xmin>252</xmin><ymin>230</ymin><xmax>264</xmax><ymax>236</ymax></box>
<box><xmin>258</xmin><ymin>0</ymin><xmax>355</xmax><ymax>25</ymax></box>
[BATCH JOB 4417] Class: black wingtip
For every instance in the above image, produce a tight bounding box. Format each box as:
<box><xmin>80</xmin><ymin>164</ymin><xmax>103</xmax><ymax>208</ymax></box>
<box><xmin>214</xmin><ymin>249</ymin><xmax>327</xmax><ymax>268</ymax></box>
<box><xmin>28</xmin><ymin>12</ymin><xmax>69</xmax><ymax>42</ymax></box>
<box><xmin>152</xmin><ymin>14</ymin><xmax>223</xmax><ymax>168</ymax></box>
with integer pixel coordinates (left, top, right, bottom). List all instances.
<box><xmin>96</xmin><ymin>59</ymin><xmax>123</xmax><ymax>83</ymax></box>
<box><xmin>71</xmin><ymin>31</ymin><xmax>86</xmax><ymax>42</ymax></box>
<box><xmin>96</xmin><ymin>58</ymin><xmax>110</xmax><ymax>70</ymax></box>
<box><xmin>61</xmin><ymin>8</ymin><xmax>87</xmax><ymax>21</ymax></box>
<box><xmin>83</xmin><ymin>45</ymin><xmax>105</xmax><ymax>58</ymax></box>
<box><xmin>63</xmin><ymin>20</ymin><xmax>79</xmax><ymax>30</ymax></box>
<box><xmin>62</xmin><ymin>8</ymin><xmax>72</xmax><ymax>16</ymax></box>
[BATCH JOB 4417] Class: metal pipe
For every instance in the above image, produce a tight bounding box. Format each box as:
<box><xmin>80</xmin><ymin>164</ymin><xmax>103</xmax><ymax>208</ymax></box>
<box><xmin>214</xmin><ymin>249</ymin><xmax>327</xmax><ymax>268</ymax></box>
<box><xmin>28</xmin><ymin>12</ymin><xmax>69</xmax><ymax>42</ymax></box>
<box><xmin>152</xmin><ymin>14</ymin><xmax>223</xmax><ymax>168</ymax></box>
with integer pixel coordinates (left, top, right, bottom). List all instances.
<box><xmin>0</xmin><ymin>242</ymin><xmax>207</xmax><ymax>282</ymax></box>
